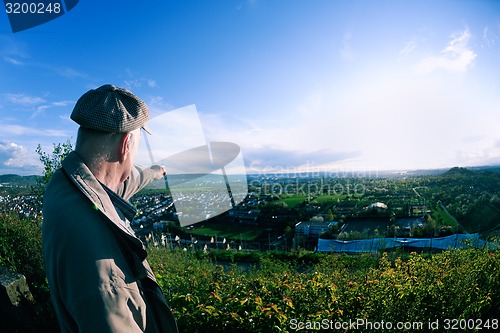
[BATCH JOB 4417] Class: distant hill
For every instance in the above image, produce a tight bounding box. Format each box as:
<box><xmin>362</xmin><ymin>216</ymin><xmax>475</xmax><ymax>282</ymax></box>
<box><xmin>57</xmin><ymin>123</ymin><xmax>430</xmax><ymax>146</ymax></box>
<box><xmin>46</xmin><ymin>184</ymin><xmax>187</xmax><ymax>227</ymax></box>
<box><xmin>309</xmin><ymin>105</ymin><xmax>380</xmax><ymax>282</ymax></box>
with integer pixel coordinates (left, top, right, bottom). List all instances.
<box><xmin>0</xmin><ymin>174</ymin><xmax>39</xmax><ymax>187</ymax></box>
<box><xmin>469</xmin><ymin>165</ymin><xmax>500</xmax><ymax>173</ymax></box>
<box><xmin>432</xmin><ymin>166</ymin><xmax>500</xmax><ymax>235</ymax></box>
<box><xmin>441</xmin><ymin>165</ymin><xmax>500</xmax><ymax>177</ymax></box>
<box><xmin>442</xmin><ymin>166</ymin><xmax>473</xmax><ymax>177</ymax></box>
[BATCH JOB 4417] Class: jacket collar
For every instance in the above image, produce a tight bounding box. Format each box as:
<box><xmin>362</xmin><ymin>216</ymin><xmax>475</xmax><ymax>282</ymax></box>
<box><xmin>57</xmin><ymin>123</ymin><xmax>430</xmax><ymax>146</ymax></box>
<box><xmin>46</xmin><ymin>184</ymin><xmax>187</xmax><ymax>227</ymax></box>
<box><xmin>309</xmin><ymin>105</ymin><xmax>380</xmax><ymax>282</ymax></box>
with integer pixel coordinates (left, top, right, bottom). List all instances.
<box><xmin>100</xmin><ymin>181</ymin><xmax>137</xmax><ymax>223</ymax></box>
<box><xmin>61</xmin><ymin>151</ymin><xmax>147</xmax><ymax>261</ymax></box>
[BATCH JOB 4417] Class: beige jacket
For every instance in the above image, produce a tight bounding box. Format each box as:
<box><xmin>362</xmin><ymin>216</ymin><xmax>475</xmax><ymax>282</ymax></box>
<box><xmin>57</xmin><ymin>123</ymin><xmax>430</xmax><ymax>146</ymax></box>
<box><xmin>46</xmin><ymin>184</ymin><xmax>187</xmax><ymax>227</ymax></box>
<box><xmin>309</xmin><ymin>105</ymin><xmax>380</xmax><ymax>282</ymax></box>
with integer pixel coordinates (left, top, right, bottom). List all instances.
<box><xmin>42</xmin><ymin>151</ymin><xmax>178</xmax><ymax>332</ymax></box>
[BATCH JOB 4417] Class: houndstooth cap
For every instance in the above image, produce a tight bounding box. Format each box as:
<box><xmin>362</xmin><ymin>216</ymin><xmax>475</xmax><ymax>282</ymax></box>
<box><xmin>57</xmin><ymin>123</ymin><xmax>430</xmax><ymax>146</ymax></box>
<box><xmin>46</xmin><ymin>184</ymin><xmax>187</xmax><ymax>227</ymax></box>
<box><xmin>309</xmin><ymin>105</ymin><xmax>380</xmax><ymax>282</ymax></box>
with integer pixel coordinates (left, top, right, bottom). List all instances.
<box><xmin>70</xmin><ymin>84</ymin><xmax>152</xmax><ymax>134</ymax></box>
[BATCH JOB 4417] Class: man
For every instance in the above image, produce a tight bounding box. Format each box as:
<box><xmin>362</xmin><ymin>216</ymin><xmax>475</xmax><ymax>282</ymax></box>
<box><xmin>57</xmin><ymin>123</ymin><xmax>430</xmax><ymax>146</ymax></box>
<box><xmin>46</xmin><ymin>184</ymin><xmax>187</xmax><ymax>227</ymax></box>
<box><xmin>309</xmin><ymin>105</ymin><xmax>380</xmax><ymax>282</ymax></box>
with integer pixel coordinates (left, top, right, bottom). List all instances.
<box><xmin>42</xmin><ymin>84</ymin><xmax>178</xmax><ymax>332</ymax></box>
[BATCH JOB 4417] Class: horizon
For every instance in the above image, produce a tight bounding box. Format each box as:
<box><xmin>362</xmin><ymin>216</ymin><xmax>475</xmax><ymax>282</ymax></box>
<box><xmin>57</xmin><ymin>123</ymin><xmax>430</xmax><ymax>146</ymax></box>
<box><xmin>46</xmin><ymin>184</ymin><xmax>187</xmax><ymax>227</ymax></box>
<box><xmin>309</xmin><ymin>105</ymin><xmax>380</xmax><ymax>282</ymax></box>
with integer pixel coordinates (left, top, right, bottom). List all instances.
<box><xmin>1</xmin><ymin>163</ymin><xmax>498</xmax><ymax>179</ymax></box>
<box><xmin>1</xmin><ymin>1</ymin><xmax>500</xmax><ymax>175</ymax></box>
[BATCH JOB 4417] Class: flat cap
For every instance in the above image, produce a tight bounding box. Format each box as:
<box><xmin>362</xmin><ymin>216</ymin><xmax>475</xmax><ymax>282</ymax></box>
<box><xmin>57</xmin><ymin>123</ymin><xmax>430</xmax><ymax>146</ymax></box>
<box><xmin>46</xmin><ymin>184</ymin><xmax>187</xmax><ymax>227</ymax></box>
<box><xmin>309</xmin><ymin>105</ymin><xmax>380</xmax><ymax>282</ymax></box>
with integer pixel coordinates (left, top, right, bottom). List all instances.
<box><xmin>70</xmin><ymin>84</ymin><xmax>152</xmax><ymax>134</ymax></box>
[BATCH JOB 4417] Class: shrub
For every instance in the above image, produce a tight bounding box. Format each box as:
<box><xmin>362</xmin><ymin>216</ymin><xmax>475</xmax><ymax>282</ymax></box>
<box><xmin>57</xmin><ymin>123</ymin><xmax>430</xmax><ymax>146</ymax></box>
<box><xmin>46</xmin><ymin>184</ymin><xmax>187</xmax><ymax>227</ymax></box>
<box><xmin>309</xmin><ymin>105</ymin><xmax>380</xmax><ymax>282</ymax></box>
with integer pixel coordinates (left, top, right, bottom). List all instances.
<box><xmin>1</xmin><ymin>214</ymin><xmax>499</xmax><ymax>333</ymax></box>
<box><xmin>150</xmin><ymin>247</ymin><xmax>500</xmax><ymax>333</ymax></box>
<box><xmin>0</xmin><ymin>213</ymin><xmax>57</xmax><ymax>331</ymax></box>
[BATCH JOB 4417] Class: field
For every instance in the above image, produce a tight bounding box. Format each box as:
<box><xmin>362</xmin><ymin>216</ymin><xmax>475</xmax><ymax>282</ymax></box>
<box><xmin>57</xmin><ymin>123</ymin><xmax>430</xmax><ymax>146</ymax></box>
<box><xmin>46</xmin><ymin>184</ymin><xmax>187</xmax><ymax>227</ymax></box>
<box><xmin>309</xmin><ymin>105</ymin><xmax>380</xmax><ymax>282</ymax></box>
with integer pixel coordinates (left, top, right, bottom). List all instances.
<box><xmin>189</xmin><ymin>222</ymin><xmax>266</xmax><ymax>241</ymax></box>
<box><xmin>431</xmin><ymin>203</ymin><xmax>461</xmax><ymax>228</ymax></box>
<box><xmin>279</xmin><ymin>195</ymin><xmax>308</xmax><ymax>208</ymax></box>
<box><xmin>313</xmin><ymin>194</ymin><xmax>346</xmax><ymax>203</ymax></box>
<box><xmin>279</xmin><ymin>194</ymin><xmax>349</xmax><ymax>207</ymax></box>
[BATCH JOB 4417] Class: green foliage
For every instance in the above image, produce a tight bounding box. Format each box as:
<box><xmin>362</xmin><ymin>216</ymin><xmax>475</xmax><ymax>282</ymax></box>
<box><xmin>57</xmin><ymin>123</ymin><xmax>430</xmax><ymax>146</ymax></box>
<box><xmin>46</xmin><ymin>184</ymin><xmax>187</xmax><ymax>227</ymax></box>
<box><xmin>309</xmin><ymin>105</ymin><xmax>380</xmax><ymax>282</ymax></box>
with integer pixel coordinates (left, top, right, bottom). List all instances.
<box><xmin>189</xmin><ymin>223</ymin><xmax>266</xmax><ymax>242</ymax></box>
<box><xmin>0</xmin><ymin>213</ymin><xmax>57</xmax><ymax>330</ymax></box>
<box><xmin>0</xmin><ymin>214</ymin><xmax>498</xmax><ymax>332</ymax></box>
<box><xmin>149</xmin><ymin>247</ymin><xmax>500</xmax><ymax>333</ymax></box>
<box><xmin>32</xmin><ymin>140</ymin><xmax>73</xmax><ymax>198</ymax></box>
<box><xmin>0</xmin><ymin>139</ymin><xmax>73</xmax><ymax>331</ymax></box>
<box><xmin>0</xmin><ymin>213</ymin><xmax>44</xmax><ymax>282</ymax></box>
<box><xmin>279</xmin><ymin>196</ymin><xmax>308</xmax><ymax>208</ymax></box>
<box><xmin>421</xmin><ymin>169</ymin><xmax>500</xmax><ymax>234</ymax></box>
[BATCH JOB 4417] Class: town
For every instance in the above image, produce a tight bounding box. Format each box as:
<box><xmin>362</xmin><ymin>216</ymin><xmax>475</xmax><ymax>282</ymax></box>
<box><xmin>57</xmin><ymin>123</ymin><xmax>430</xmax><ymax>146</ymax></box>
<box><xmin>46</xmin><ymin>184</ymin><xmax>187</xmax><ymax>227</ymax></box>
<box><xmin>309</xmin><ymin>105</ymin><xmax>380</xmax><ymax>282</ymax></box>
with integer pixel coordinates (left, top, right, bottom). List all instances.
<box><xmin>1</xmin><ymin>166</ymin><xmax>499</xmax><ymax>254</ymax></box>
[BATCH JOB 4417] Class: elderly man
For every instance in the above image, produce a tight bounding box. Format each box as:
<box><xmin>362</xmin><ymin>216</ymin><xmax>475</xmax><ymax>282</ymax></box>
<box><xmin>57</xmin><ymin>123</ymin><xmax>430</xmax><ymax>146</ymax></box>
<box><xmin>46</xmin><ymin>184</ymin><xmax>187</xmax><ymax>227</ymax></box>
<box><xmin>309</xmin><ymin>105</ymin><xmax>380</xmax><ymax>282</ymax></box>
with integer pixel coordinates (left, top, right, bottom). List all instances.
<box><xmin>42</xmin><ymin>84</ymin><xmax>178</xmax><ymax>332</ymax></box>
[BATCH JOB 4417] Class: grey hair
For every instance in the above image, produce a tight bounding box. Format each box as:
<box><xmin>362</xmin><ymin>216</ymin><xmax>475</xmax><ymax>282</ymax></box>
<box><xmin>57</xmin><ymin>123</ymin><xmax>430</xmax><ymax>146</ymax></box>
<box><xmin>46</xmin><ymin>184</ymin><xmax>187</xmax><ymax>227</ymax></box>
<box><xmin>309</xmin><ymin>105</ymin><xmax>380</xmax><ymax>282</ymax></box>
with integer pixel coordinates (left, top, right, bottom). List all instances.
<box><xmin>75</xmin><ymin>127</ymin><xmax>127</xmax><ymax>169</ymax></box>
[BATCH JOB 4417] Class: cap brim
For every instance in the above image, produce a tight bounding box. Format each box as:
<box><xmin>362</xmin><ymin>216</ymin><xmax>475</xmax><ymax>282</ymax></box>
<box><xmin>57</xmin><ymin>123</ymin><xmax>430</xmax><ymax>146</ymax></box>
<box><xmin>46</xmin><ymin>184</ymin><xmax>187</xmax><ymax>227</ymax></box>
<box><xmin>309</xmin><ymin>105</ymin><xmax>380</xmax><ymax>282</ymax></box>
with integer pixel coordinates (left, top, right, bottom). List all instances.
<box><xmin>142</xmin><ymin>124</ymin><xmax>152</xmax><ymax>135</ymax></box>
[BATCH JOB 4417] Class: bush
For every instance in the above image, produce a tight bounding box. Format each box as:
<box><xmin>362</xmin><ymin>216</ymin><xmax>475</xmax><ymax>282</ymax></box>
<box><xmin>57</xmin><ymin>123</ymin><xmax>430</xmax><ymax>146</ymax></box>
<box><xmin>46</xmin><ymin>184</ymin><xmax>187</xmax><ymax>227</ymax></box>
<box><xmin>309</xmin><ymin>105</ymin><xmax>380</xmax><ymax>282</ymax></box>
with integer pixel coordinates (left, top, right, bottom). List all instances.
<box><xmin>0</xmin><ymin>213</ymin><xmax>57</xmax><ymax>331</ymax></box>
<box><xmin>0</xmin><ymin>213</ymin><xmax>43</xmax><ymax>280</ymax></box>
<box><xmin>149</xmin><ymin>247</ymin><xmax>500</xmax><ymax>333</ymax></box>
<box><xmin>1</xmin><ymin>211</ymin><xmax>499</xmax><ymax>333</ymax></box>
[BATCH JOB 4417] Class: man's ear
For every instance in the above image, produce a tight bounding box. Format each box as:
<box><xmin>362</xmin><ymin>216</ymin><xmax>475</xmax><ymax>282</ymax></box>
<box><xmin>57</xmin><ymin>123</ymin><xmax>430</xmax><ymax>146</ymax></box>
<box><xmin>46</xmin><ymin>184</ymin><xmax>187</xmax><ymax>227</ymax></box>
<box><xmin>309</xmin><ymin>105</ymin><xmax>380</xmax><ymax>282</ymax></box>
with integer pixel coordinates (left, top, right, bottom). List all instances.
<box><xmin>118</xmin><ymin>132</ymin><xmax>132</xmax><ymax>163</ymax></box>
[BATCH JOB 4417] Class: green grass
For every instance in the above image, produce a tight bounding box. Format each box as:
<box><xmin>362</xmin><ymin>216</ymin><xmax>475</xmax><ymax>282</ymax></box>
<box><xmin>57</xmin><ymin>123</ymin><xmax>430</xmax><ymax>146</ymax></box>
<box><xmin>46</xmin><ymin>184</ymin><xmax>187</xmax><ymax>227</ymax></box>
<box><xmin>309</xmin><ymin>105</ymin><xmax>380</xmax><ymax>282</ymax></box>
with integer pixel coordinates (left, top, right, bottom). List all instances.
<box><xmin>313</xmin><ymin>194</ymin><xmax>345</xmax><ymax>203</ymax></box>
<box><xmin>279</xmin><ymin>195</ymin><xmax>308</xmax><ymax>208</ymax></box>
<box><xmin>433</xmin><ymin>203</ymin><xmax>460</xmax><ymax>228</ymax></box>
<box><xmin>189</xmin><ymin>223</ymin><xmax>266</xmax><ymax>241</ymax></box>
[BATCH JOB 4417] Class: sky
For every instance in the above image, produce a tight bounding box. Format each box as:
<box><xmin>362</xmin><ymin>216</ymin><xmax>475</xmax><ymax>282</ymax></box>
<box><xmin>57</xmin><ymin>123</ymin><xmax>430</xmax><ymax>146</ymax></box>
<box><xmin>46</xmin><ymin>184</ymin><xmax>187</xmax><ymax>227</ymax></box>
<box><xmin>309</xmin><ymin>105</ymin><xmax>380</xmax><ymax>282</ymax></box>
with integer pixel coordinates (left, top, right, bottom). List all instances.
<box><xmin>1</xmin><ymin>0</ymin><xmax>500</xmax><ymax>175</ymax></box>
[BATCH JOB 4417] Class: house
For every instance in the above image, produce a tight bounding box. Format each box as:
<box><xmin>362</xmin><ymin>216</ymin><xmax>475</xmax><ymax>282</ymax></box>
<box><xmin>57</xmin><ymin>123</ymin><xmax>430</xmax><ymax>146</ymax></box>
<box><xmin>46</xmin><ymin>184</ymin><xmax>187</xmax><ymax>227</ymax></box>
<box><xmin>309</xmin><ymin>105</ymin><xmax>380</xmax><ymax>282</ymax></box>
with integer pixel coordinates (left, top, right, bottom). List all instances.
<box><xmin>295</xmin><ymin>221</ymin><xmax>336</xmax><ymax>238</ymax></box>
<box><xmin>229</xmin><ymin>208</ymin><xmax>260</xmax><ymax>225</ymax></box>
<box><xmin>368</xmin><ymin>202</ymin><xmax>388</xmax><ymax>210</ymax></box>
<box><xmin>409</xmin><ymin>205</ymin><xmax>429</xmax><ymax>216</ymax></box>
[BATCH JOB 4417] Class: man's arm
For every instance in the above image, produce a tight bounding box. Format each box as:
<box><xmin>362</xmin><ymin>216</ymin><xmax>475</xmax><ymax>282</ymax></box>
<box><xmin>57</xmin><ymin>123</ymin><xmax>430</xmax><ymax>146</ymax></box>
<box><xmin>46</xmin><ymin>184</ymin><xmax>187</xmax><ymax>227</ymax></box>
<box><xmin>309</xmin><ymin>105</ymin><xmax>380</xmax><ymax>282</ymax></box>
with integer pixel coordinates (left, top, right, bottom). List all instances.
<box><xmin>116</xmin><ymin>165</ymin><xmax>166</xmax><ymax>200</ymax></box>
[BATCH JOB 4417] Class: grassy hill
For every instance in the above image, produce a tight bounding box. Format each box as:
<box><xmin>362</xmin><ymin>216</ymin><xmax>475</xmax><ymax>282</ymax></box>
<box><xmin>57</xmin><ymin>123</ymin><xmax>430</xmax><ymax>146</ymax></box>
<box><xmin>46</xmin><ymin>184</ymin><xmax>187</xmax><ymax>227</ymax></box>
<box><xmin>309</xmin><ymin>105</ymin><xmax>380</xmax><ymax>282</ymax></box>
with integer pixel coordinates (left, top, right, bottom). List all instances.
<box><xmin>416</xmin><ymin>167</ymin><xmax>500</xmax><ymax>236</ymax></box>
<box><xmin>0</xmin><ymin>174</ymin><xmax>39</xmax><ymax>187</ymax></box>
<box><xmin>0</xmin><ymin>175</ymin><xmax>41</xmax><ymax>195</ymax></box>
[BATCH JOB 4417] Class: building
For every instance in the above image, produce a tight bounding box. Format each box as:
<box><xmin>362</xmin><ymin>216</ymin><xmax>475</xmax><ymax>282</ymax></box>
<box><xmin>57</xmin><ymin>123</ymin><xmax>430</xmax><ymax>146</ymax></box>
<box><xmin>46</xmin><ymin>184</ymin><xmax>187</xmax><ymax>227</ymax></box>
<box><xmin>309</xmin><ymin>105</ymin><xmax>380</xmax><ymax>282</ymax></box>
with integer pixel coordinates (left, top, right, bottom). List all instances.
<box><xmin>295</xmin><ymin>221</ymin><xmax>336</xmax><ymax>238</ymax></box>
<box><xmin>368</xmin><ymin>202</ymin><xmax>388</xmax><ymax>210</ymax></box>
<box><xmin>229</xmin><ymin>208</ymin><xmax>260</xmax><ymax>225</ymax></box>
<box><xmin>409</xmin><ymin>205</ymin><xmax>429</xmax><ymax>216</ymax></box>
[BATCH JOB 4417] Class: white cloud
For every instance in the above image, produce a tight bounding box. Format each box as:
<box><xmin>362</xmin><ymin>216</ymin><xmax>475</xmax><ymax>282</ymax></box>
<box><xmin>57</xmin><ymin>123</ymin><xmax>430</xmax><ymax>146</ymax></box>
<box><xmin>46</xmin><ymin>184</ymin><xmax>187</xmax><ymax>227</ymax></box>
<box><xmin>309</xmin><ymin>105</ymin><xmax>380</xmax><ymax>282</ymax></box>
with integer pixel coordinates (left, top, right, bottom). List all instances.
<box><xmin>147</xmin><ymin>79</ymin><xmax>158</xmax><ymax>88</ymax></box>
<box><xmin>0</xmin><ymin>36</ymin><xmax>90</xmax><ymax>79</ymax></box>
<box><xmin>3</xmin><ymin>56</ymin><xmax>23</xmax><ymax>65</ymax></box>
<box><xmin>243</xmin><ymin>146</ymin><xmax>359</xmax><ymax>174</ymax></box>
<box><xmin>418</xmin><ymin>27</ymin><xmax>477</xmax><ymax>73</ymax></box>
<box><xmin>482</xmin><ymin>26</ymin><xmax>498</xmax><ymax>48</ymax></box>
<box><xmin>122</xmin><ymin>69</ymin><xmax>158</xmax><ymax>90</ymax></box>
<box><xmin>3</xmin><ymin>93</ymin><xmax>45</xmax><ymax>105</ymax></box>
<box><xmin>32</xmin><ymin>100</ymin><xmax>73</xmax><ymax>119</ymax></box>
<box><xmin>146</xmin><ymin>96</ymin><xmax>175</xmax><ymax>118</ymax></box>
<box><xmin>2</xmin><ymin>93</ymin><xmax>73</xmax><ymax>119</ymax></box>
<box><xmin>0</xmin><ymin>141</ymin><xmax>41</xmax><ymax>175</ymax></box>
<box><xmin>0</xmin><ymin>35</ymin><xmax>29</xmax><ymax>60</ymax></box>
<box><xmin>453</xmin><ymin>141</ymin><xmax>500</xmax><ymax>167</ymax></box>
<box><xmin>0</xmin><ymin>123</ymin><xmax>72</xmax><ymax>138</ymax></box>
<box><xmin>53</xmin><ymin>66</ymin><xmax>89</xmax><ymax>80</ymax></box>
<box><xmin>59</xmin><ymin>114</ymin><xmax>72</xmax><ymax>121</ymax></box>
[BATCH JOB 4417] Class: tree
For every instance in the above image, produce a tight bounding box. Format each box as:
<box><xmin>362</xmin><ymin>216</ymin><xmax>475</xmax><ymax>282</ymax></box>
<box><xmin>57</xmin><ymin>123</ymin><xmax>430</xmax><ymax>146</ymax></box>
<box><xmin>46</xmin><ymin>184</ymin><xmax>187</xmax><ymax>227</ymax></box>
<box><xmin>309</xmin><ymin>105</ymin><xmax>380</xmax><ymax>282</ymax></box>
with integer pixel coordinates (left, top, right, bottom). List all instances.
<box><xmin>325</xmin><ymin>209</ymin><xmax>334</xmax><ymax>221</ymax></box>
<box><xmin>32</xmin><ymin>140</ymin><xmax>73</xmax><ymax>198</ymax></box>
<box><xmin>310</xmin><ymin>216</ymin><xmax>324</xmax><ymax>222</ymax></box>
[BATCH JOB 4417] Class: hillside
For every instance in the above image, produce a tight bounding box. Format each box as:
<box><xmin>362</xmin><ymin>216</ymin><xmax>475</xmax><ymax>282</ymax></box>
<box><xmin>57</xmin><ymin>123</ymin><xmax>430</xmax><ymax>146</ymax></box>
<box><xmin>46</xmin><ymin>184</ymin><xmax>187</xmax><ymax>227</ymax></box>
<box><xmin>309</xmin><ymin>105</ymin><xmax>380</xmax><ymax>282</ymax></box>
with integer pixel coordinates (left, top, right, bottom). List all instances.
<box><xmin>442</xmin><ymin>166</ymin><xmax>473</xmax><ymax>177</ymax></box>
<box><xmin>0</xmin><ymin>175</ymin><xmax>41</xmax><ymax>195</ymax></box>
<box><xmin>423</xmin><ymin>167</ymin><xmax>500</xmax><ymax>235</ymax></box>
<box><xmin>0</xmin><ymin>174</ymin><xmax>39</xmax><ymax>187</ymax></box>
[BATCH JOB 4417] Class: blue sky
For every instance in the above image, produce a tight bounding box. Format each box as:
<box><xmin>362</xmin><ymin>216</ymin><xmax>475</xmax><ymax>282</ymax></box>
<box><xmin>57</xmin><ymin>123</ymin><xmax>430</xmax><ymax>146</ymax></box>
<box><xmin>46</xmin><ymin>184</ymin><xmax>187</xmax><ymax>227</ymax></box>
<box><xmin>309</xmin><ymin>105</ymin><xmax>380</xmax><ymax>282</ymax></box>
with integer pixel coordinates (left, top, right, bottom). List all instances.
<box><xmin>1</xmin><ymin>0</ymin><xmax>500</xmax><ymax>175</ymax></box>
